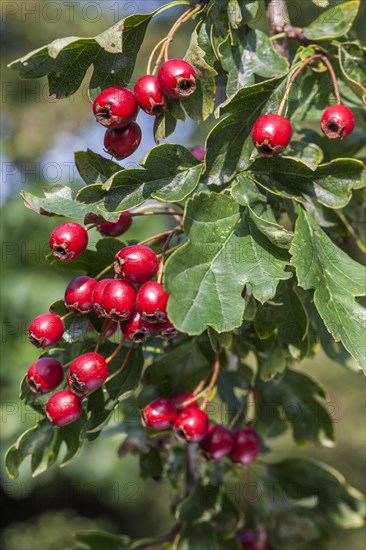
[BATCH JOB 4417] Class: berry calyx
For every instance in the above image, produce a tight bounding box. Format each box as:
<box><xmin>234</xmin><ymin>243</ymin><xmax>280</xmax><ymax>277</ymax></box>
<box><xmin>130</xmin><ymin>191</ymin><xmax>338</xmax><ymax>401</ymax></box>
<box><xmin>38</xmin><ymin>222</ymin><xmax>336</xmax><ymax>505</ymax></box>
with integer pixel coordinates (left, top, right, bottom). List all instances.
<box><xmin>321</xmin><ymin>104</ymin><xmax>355</xmax><ymax>140</ymax></box>
<box><xmin>92</xmin><ymin>278</ymin><xmax>115</xmax><ymax>317</ymax></box>
<box><xmin>134</xmin><ymin>75</ymin><xmax>167</xmax><ymax>116</ymax></box>
<box><xmin>46</xmin><ymin>390</ymin><xmax>82</xmax><ymax>427</ymax></box>
<box><xmin>252</xmin><ymin>114</ymin><xmax>292</xmax><ymax>156</ymax></box>
<box><xmin>27</xmin><ymin>357</ymin><xmax>64</xmax><ymax>394</ymax></box>
<box><xmin>64</xmin><ymin>276</ymin><xmax>97</xmax><ymax>314</ymax></box>
<box><xmin>229</xmin><ymin>427</ymin><xmax>261</xmax><ymax>465</ymax></box>
<box><xmin>50</xmin><ymin>222</ymin><xmax>88</xmax><ymax>262</ymax></box>
<box><xmin>174</xmin><ymin>406</ymin><xmax>209</xmax><ymax>444</ymax></box>
<box><xmin>136</xmin><ymin>282</ymin><xmax>169</xmax><ymax>323</ymax></box>
<box><xmin>120</xmin><ymin>311</ymin><xmax>153</xmax><ymax>343</ymax></box>
<box><xmin>28</xmin><ymin>313</ymin><xmax>64</xmax><ymax>348</ymax></box>
<box><xmin>141</xmin><ymin>398</ymin><xmax>177</xmax><ymax>431</ymax></box>
<box><xmin>154</xmin><ymin>320</ymin><xmax>178</xmax><ymax>340</ymax></box>
<box><xmin>170</xmin><ymin>392</ymin><xmax>197</xmax><ymax>411</ymax></box>
<box><xmin>67</xmin><ymin>352</ymin><xmax>109</xmax><ymax>397</ymax></box>
<box><xmin>114</xmin><ymin>244</ymin><xmax>159</xmax><ymax>284</ymax></box>
<box><xmin>104</xmin><ymin>122</ymin><xmax>142</xmax><ymax>160</ymax></box>
<box><xmin>101</xmin><ymin>279</ymin><xmax>136</xmax><ymax>321</ymax></box>
<box><xmin>191</xmin><ymin>146</ymin><xmax>205</xmax><ymax>161</ymax></box>
<box><xmin>93</xmin><ymin>86</ymin><xmax>138</xmax><ymax>129</ymax></box>
<box><xmin>157</xmin><ymin>59</ymin><xmax>197</xmax><ymax>99</ymax></box>
<box><xmin>199</xmin><ymin>424</ymin><xmax>234</xmax><ymax>460</ymax></box>
<box><xmin>96</xmin><ymin>211</ymin><xmax>132</xmax><ymax>237</ymax></box>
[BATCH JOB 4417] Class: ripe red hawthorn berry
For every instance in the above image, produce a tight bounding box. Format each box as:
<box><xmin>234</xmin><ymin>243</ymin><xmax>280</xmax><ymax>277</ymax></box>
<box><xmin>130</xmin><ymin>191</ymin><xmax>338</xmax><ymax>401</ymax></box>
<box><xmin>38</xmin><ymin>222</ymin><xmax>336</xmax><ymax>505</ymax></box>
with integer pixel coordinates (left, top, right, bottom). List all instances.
<box><xmin>154</xmin><ymin>320</ymin><xmax>179</xmax><ymax>340</ymax></box>
<box><xmin>120</xmin><ymin>311</ymin><xmax>153</xmax><ymax>343</ymax></box>
<box><xmin>252</xmin><ymin>114</ymin><xmax>292</xmax><ymax>156</ymax></box>
<box><xmin>92</xmin><ymin>278</ymin><xmax>115</xmax><ymax>317</ymax></box>
<box><xmin>200</xmin><ymin>424</ymin><xmax>234</xmax><ymax>460</ymax></box>
<box><xmin>50</xmin><ymin>222</ymin><xmax>88</xmax><ymax>262</ymax></box>
<box><xmin>236</xmin><ymin>528</ymin><xmax>268</xmax><ymax>550</ymax></box>
<box><xmin>67</xmin><ymin>352</ymin><xmax>109</xmax><ymax>397</ymax></box>
<box><xmin>64</xmin><ymin>276</ymin><xmax>97</xmax><ymax>314</ymax></box>
<box><xmin>101</xmin><ymin>279</ymin><xmax>136</xmax><ymax>321</ymax></box>
<box><xmin>96</xmin><ymin>211</ymin><xmax>132</xmax><ymax>237</ymax></box>
<box><xmin>170</xmin><ymin>392</ymin><xmax>197</xmax><ymax>411</ymax></box>
<box><xmin>46</xmin><ymin>390</ymin><xmax>82</xmax><ymax>427</ymax></box>
<box><xmin>28</xmin><ymin>313</ymin><xmax>64</xmax><ymax>348</ymax></box>
<box><xmin>104</xmin><ymin>122</ymin><xmax>142</xmax><ymax>160</ymax></box>
<box><xmin>141</xmin><ymin>398</ymin><xmax>177</xmax><ymax>431</ymax></box>
<box><xmin>114</xmin><ymin>244</ymin><xmax>159</xmax><ymax>284</ymax></box>
<box><xmin>321</xmin><ymin>104</ymin><xmax>355</xmax><ymax>140</ymax></box>
<box><xmin>134</xmin><ymin>75</ymin><xmax>167</xmax><ymax>116</ymax></box>
<box><xmin>191</xmin><ymin>146</ymin><xmax>206</xmax><ymax>161</ymax></box>
<box><xmin>229</xmin><ymin>427</ymin><xmax>261</xmax><ymax>465</ymax></box>
<box><xmin>157</xmin><ymin>59</ymin><xmax>197</xmax><ymax>99</ymax></box>
<box><xmin>27</xmin><ymin>357</ymin><xmax>64</xmax><ymax>394</ymax></box>
<box><xmin>174</xmin><ymin>406</ymin><xmax>209</xmax><ymax>444</ymax></box>
<box><xmin>136</xmin><ymin>282</ymin><xmax>169</xmax><ymax>323</ymax></box>
<box><xmin>93</xmin><ymin>86</ymin><xmax>138</xmax><ymax>129</ymax></box>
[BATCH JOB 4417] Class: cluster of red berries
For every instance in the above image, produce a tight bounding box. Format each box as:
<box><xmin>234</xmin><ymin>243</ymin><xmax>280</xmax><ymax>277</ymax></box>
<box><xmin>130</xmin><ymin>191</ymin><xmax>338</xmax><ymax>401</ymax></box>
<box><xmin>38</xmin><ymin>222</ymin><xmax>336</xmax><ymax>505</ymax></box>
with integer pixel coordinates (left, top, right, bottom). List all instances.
<box><xmin>92</xmin><ymin>59</ymin><xmax>197</xmax><ymax>160</ymax></box>
<box><xmin>142</xmin><ymin>394</ymin><xmax>261</xmax><ymax>465</ymax></box>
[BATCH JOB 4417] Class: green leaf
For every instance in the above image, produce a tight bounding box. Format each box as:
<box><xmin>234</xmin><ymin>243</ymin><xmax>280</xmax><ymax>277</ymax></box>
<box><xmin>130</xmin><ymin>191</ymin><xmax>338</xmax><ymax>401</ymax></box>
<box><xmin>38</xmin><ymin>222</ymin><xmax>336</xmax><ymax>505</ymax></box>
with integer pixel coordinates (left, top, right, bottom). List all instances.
<box><xmin>73</xmin><ymin>531</ymin><xmax>131</xmax><ymax>550</ymax></box>
<box><xmin>176</xmin><ymin>523</ymin><xmax>218</xmax><ymax>550</ymax></box>
<box><xmin>21</xmin><ymin>185</ymin><xmax>97</xmax><ymax>220</ymax></box>
<box><xmin>184</xmin><ymin>74</ymin><xmax>216</xmax><ymax>123</ymax></box>
<box><xmin>153</xmin><ymin>110</ymin><xmax>178</xmax><ymax>143</ymax></box>
<box><xmin>290</xmin><ymin>208</ymin><xmax>366</xmax><ymax>371</ymax></box>
<box><xmin>140</xmin><ymin>448</ymin><xmax>164</xmax><ymax>481</ymax></box>
<box><xmin>184</xmin><ymin>22</ymin><xmax>217</xmax><ymax>79</ymax></box>
<box><xmin>303</xmin><ymin>1</ymin><xmax>360</xmax><ymax>41</ymax></box>
<box><xmin>339</xmin><ymin>42</ymin><xmax>366</xmax><ymax>105</ymax></box>
<box><xmin>75</xmin><ymin>150</ymin><xmax>121</xmax><ymax>185</ymax></box>
<box><xmin>165</xmin><ymin>193</ymin><xmax>290</xmax><ymax>335</ymax></box>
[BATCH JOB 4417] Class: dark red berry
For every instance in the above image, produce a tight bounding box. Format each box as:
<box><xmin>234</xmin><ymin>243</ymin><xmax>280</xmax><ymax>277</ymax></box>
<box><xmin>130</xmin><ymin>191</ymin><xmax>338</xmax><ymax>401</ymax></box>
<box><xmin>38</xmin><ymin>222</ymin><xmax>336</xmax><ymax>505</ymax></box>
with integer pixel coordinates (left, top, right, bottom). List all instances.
<box><xmin>141</xmin><ymin>398</ymin><xmax>177</xmax><ymax>431</ymax></box>
<box><xmin>46</xmin><ymin>390</ymin><xmax>82</xmax><ymax>427</ymax></box>
<box><xmin>191</xmin><ymin>146</ymin><xmax>205</xmax><ymax>161</ymax></box>
<box><xmin>120</xmin><ymin>311</ymin><xmax>153</xmax><ymax>343</ymax></box>
<box><xmin>104</xmin><ymin>122</ymin><xmax>142</xmax><ymax>160</ymax></box>
<box><xmin>67</xmin><ymin>352</ymin><xmax>108</xmax><ymax>397</ymax></box>
<box><xmin>27</xmin><ymin>357</ymin><xmax>64</xmax><ymax>394</ymax></box>
<box><xmin>252</xmin><ymin>114</ymin><xmax>292</xmax><ymax>156</ymax></box>
<box><xmin>65</xmin><ymin>276</ymin><xmax>97</xmax><ymax>314</ymax></box>
<box><xmin>157</xmin><ymin>59</ymin><xmax>197</xmax><ymax>99</ymax></box>
<box><xmin>96</xmin><ymin>210</ymin><xmax>132</xmax><ymax>237</ymax></box>
<box><xmin>92</xmin><ymin>278</ymin><xmax>115</xmax><ymax>317</ymax></box>
<box><xmin>241</xmin><ymin>286</ymin><xmax>247</xmax><ymax>299</ymax></box>
<box><xmin>170</xmin><ymin>392</ymin><xmax>197</xmax><ymax>411</ymax></box>
<box><xmin>28</xmin><ymin>313</ymin><xmax>64</xmax><ymax>348</ymax></box>
<box><xmin>114</xmin><ymin>245</ymin><xmax>159</xmax><ymax>284</ymax></box>
<box><xmin>174</xmin><ymin>406</ymin><xmax>209</xmax><ymax>444</ymax></box>
<box><xmin>236</xmin><ymin>529</ymin><xmax>268</xmax><ymax>550</ymax></box>
<box><xmin>50</xmin><ymin>222</ymin><xmax>88</xmax><ymax>262</ymax></box>
<box><xmin>101</xmin><ymin>279</ymin><xmax>136</xmax><ymax>321</ymax></box>
<box><xmin>321</xmin><ymin>104</ymin><xmax>355</xmax><ymax>140</ymax></box>
<box><xmin>154</xmin><ymin>320</ymin><xmax>178</xmax><ymax>340</ymax></box>
<box><xmin>136</xmin><ymin>282</ymin><xmax>169</xmax><ymax>323</ymax></box>
<box><xmin>93</xmin><ymin>86</ymin><xmax>138</xmax><ymax>129</ymax></box>
<box><xmin>134</xmin><ymin>75</ymin><xmax>167</xmax><ymax>116</ymax></box>
<box><xmin>229</xmin><ymin>427</ymin><xmax>261</xmax><ymax>465</ymax></box>
<box><xmin>200</xmin><ymin>424</ymin><xmax>234</xmax><ymax>460</ymax></box>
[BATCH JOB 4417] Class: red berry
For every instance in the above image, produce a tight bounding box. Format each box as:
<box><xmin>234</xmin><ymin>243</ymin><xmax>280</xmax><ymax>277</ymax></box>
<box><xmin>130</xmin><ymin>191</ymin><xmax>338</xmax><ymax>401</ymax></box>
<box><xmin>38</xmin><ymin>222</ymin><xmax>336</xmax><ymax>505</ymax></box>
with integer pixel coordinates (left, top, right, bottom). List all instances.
<box><xmin>65</xmin><ymin>276</ymin><xmax>97</xmax><ymax>314</ymax></box>
<box><xmin>241</xmin><ymin>286</ymin><xmax>247</xmax><ymax>299</ymax></box>
<box><xmin>92</xmin><ymin>278</ymin><xmax>115</xmax><ymax>317</ymax></box>
<box><xmin>93</xmin><ymin>86</ymin><xmax>138</xmax><ymax>129</ymax></box>
<box><xmin>252</xmin><ymin>114</ymin><xmax>292</xmax><ymax>156</ymax></box>
<box><xmin>157</xmin><ymin>59</ymin><xmax>197</xmax><ymax>99</ymax></box>
<box><xmin>134</xmin><ymin>75</ymin><xmax>167</xmax><ymax>116</ymax></box>
<box><xmin>46</xmin><ymin>390</ymin><xmax>82</xmax><ymax>427</ymax></box>
<box><xmin>28</xmin><ymin>313</ymin><xmax>64</xmax><ymax>348</ymax></box>
<box><xmin>170</xmin><ymin>392</ymin><xmax>197</xmax><ymax>411</ymax></box>
<box><xmin>67</xmin><ymin>352</ymin><xmax>108</xmax><ymax>397</ymax></box>
<box><xmin>104</xmin><ymin>122</ymin><xmax>142</xmax><ymax>160</ymax></box>
<box><xmin>136</xmin><ymin>282</ymin><xmax>169</xmax><ymax>323</ymax></box>
<box><xmin>96</xmin><ymin>210</ymin><xmax>132</xmax><ymax>237</ymax></box>
<box><xmin>200</xmin><ymin>424</ymin><xmax>234</xmax><ymax>460</ymax></box>
<box><xmin>174</xmin><ymin>406</ymin><xmax>209</xmax><ymax>444</ymax></box>
<box><xmin>114</xmin><ymin>245</ymin><xmax>159</xmax><ymax>284</ymax></box>
<box><xmin>154</xmin><ymin>320</ymin><xmax>179</xmax><ymax>340</ymax></box>
<box><xmin>229</xmin><ymin>427</ymin><xmax>261</xmax><ymax>465</ymax></box>
<box><xmin>236</xmin><ymin>529</ymin><xmax>268</xmax><ymax>550</ymax></box>
<box><xmin>101</xmin><ymin>279</ymin><xmax>136</xmax><ymax>321</ymax></box>
<box><xmin>191</xmin><ymin>146</ymin><xmax>205</xmax><ymax>161</ymax></box>
<box><xmin>27</xmin><ymin>357</ymin><xmax>64</xmax><ymax>394</ymax></box>
<box><xmin>120</xmin><ymin>311</ymin><xmax>153</xmax><ymax>343</ymax></box>
<box><xmin>50</xmin><ymin>222</ymin><xmax>88</xmax><ymax>262</ymax></box>
<box><xmin>321</xmin><ymin>104</ymin><xmax>355</xmax><ymax>140</ymax></box>
<box><xmin>141</xmin><ymin>398</ymin><xmax>177</xmax><ymax>431</ymax></box>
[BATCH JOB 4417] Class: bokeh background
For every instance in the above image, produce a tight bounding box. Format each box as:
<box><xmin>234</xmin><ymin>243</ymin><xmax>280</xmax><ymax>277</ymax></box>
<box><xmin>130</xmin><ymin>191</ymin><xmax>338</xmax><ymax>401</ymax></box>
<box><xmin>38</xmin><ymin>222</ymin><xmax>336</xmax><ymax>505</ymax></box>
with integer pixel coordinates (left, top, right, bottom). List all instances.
<box><xmin>1</xmin><ymin>1</ymin><xmax>365</xmax><ymax>549</ymax></box>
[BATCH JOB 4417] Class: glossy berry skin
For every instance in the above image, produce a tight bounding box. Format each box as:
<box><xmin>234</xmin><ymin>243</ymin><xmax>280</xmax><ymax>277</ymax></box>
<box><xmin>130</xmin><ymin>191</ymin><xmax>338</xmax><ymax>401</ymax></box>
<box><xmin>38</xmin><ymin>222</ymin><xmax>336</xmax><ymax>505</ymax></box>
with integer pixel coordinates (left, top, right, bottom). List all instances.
<box><xmin>27</xmin><ymin>357</ymin><xmax>64</xmax><ymax>394</ymax></box>
<box><xmin>136</xmin><ymin>282</ymin><xmax>169</xmax><ymax>323</ymax></box>
<box><xmin>28</xmin><ymin>313</ymin><xmax>64</xmax><ymax>348</ymax></box>
<box><xmin>93</xmin><ymin>86</ymin><xmax>138</xmax><ymax>129</ymax></box>
<box><xmin>200</xmin><ymin>424</ymin><xmax>234</xmax><ymax>461</ymax></box>
<box><xmin>50</xmin><ymin>222</ymin><xmax>88</xmax><ymax>262</ymax></box>
<box><xmin>92</xmin><ymin>278</ymin><xmax>115</xmax><ymax>317</ymax></box>
<box><xmin>104</xmin><ymin>122</ymin><xmax>142</xmax><ymax>160</ymax></box>
<box><xmin>252</xmin><ymin>114</ymin><xmax>292</xmax><ymax>156</ymax></box>
<box><xmin>321</xmin><ymin>104</ymin><xmax>355</xmax><ymax>140</ymax></box>
<box><xmin>67</xmin><ymin>352</ymin><xmax>108</xmax><ymax>397</ymax></box>
<box><xmin>101</xmin><ymin>279</ymin><xmax>136</xmax><ymax>321</ymax></box>
<box><xmin>141</xmin><ymin>398</ymin><xmax>177</xmax><ymax>431</ymax></box>
<box><xmin>134</xmin><ymin>75</ymin><xmax>167</xmax><ymax>116</ymax></box>
<box><xmin>46</xmin><ymin>390</ymin><xmax>82</xmax><ymax>427</ymax></box>
<box><xmin>157</xmin><ymin>59</ymin><xmax>197</xmax><ymax>99</ymax></box>
<box><xmin>191</xmin><ymin>146</ymin><xmax>205</xmax><ymax>161</ymax></box>
<box><xmin>229</xmin><ymin>427</ymin><xmax>261</xmax><ymax>465</ymax></box>
<box><xmin>120</xmin><ymin>311</ymin><xmax>153</xmax><ymax>343</ymax></box>
<box><xmin>96</xmin><ymin>211</ymin><xmax>132</xmax><ymax>237</ymax></box>
<box><xmin>114</xmin><ymin>245</ymin><xmax>159</xmax><ymax>284</ymax></box>
<box><xmin>154</xmin><ymin>320</ymin><xmax>178</xmax><ymax>340</ymax></box>
<box><xmin>174</xmin><ymin>406</ymin><xmax>209</xmax><ymax>444</ymax></box>
<box><xmin>65</xmin><ymin>276</ymin><xmax>97</xmax><ymax>314</ymax></box>
<box><xmin>170</xmin><ymin>392</ymin><xmax>197</xmax><ymax>411</ymax></box>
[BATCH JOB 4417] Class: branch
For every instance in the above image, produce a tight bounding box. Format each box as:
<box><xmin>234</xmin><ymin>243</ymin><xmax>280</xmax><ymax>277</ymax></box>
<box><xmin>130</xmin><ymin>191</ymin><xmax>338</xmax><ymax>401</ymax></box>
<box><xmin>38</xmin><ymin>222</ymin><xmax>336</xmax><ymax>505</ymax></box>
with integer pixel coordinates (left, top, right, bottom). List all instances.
<box><xmin>265</xmin><ymin>0</ymin><xmax>290</xmax><ymax>59</ymax></box>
